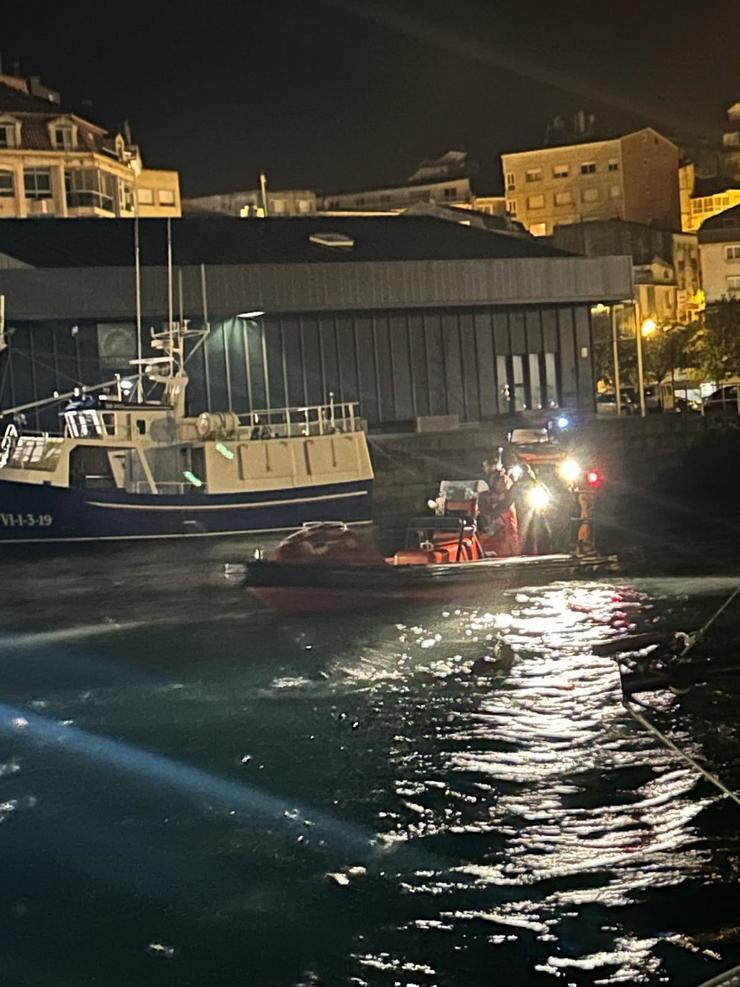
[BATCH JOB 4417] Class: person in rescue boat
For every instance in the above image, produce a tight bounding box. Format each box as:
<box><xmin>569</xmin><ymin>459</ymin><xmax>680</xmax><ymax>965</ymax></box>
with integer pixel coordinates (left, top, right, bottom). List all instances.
<box><xmin>479</xmin><ymin>459</ymin><xmax>521</xmax><ymax>556</ymax></box>
<box><xmin>509</xmin><ymin>461</ymin><xmax>553</xmax><ymax>556</ymax></box>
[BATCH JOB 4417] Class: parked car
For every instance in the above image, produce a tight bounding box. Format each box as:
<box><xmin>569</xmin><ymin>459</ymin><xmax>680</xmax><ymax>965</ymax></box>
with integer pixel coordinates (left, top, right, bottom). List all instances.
<box><xmin>703</xmin><ymin>385</ymin><xmax>739</xmax><ymax>413</ymax></box>
<box><xmin>596</xmin><ymin>388</ymin><xmax>639</xmax><ymax>415</ymax></box>
<box><xmin>643</xmin><ymin>385</ymin><xmax>663</xmax><ymax>413</ymax></box>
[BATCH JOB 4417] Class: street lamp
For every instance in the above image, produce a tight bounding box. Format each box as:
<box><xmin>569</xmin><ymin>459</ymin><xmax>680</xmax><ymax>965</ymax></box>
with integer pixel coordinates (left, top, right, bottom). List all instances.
<box><xmin>636</xmin><ymin>316</ymin><xmax>657</xmax><ymax>418</ymax></box>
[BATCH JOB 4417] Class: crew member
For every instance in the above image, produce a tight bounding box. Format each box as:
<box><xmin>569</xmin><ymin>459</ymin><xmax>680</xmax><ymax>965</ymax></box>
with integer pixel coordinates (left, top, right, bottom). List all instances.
<box><xmin>479</xmin><ymin>459</ymin><xmax>520</xmax><ymax>556</ymax></box>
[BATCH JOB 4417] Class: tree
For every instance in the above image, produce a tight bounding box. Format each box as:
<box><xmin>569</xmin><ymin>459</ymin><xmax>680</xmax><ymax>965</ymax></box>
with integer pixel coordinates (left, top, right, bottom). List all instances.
<box><xmin>690</xmin><ymin>300</ymin><xmax>740</xmax><ymax>383</ymax></box>
<box><xmin>642</xmin><ymin>322</ymin><xmax>695</xmax><ymax>385</ymax></box>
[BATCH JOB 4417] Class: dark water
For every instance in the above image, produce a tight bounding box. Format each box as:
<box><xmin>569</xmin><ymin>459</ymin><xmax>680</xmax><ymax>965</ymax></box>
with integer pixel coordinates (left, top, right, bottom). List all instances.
<box><xmin>0</xmin><ymin>540</ymin><xmax>739</xmax><ymax>987</ymax></box>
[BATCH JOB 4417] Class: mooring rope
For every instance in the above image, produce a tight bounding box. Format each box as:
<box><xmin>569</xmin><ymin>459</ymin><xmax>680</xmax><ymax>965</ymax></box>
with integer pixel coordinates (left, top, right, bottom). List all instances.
<box><xmin>624</xmin><ymin>699</ymin><xmax>740</xmax><ymax>808</ymax></box>
<box><xmin>621</xmin><ymin>582</ymin><xmax>740</xmax><ymax>808</ymax></box>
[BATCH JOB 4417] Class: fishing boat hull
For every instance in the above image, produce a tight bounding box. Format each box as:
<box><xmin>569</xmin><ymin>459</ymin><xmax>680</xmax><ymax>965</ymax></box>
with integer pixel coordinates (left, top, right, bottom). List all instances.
<box><xmin>242</xmin><ymin>552</ymin><xmax>619</xmax><ymax>615</ymax></box>
<box><xmin>0</xmin><ymin>478</ymin><xmax>372</xmax><ymax>543</ymax></box>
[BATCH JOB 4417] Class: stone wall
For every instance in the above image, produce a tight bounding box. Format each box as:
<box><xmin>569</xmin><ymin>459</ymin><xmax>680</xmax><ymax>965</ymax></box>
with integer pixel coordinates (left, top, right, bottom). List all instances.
<box><xmin>370</xmin><ymin>413</ymin><xmax>740</xmax><ymax>526</ymax></box>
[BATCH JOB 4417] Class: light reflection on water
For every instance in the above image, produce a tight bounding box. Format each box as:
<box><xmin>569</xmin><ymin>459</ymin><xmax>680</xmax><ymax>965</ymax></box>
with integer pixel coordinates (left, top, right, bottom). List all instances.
<box><xmin>321</xmin><ymin>582</ymin><xmax>738</xmax><ymax>986</ymax></box>
<box><xmin>0</xmin><ymin>551</ymin><xmax>738</xmax><ymax>986</ymax></box>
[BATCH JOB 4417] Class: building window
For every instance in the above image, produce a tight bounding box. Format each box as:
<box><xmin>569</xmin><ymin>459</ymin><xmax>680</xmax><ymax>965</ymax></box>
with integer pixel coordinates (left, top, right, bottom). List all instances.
<box><xmin>525</xmin><ymin>168</ymin><xmax>542</xmax><ymax>183</ymax></box>
<box><xmin>725</xmin><ymin>245</ymin><xmax>740</xmax><ymax>261</ymax></box>
<box><xmin>727</xmin><ymin>275</ymin><xmax>740</xmax><ymax>293</ymax></box>
<box><xmin>544</xmin><ymin>352</ymin><xmax>559</xmax><ymax>407</ymax></box>
<box><xmin>23</xmin><ymin>168</ymin><xmax>53</xmax><ymax>199</ymax></box>
<box><xmin>52</xmin><ymin>125</ymin><xmax>75</xmax><ymax>150</ymax></box>
<box><xmin>65</xmin><ymin>169</ymin><xmax>116</xmax><ymax>211</ymax></box>
<box><xmin>610</xmin><ymin>185</ymin><xmax>621</xmax><ymax>199</ymax></box>
<box><xmin>581</xmin><ymin>187</ymin><xmax>599</xmax><ymax>203</ymax></box>
<box><xmin>511</xmin><ymin>355</ymin><xmax>527</xmax><ymax>411</ymax></box>
<box><xmin>158</xmin><ymin>188</ymin><xmax>176</xmax><ymax>206</ymax></box>
<box><xmin>691</xmin><ymin>200</ymin><xmax>702</xmax><ymax>213</ymax></box>
<box><xmin>297</xmin><ymin>199</ymin><xmax>311</xmax><ymax>213</ymax></box>
<box><xmin>137</xmin><ymin>188</ymin><xmax>154</xmax><ymax>205</ymax></box>
<box><xmin>0</xmin><ymin>123</ymin><xmax>17</xmax><ymax>149</ymax></box>
<box><xmin>444</xmin><ymin>186</ymin><xmax>457</xmax><ymax>198</ymax></box>
<box><xmin>505</xmin><ymin>172</ymin><xmax>515</xmax><ymax>190</ymax></box>
<box><xmin>271</xmin><ymin>199</ymin><xmax>286</xmax><ymax>213</ymax></box>
<box><xmin>506</xmin><ymin>199</ymin><xmax>517</xmax><ymax>215</ymax></box>
<box><xmin>552</xmin><ymin>164</ymin><xmax>569</xmax><ymax>179</ymax></box>
<box><xmin>607</xmin><ymin>159</ymin><xmax>619</xmax><ymax>172</ymax></box>
<box><xmin>528</xmin><ymin>354</ymin><xmax>543</xmax><ymax>410</ymax></box>
<box><xmin>527</xmin><ymin>193</ymin><xmax>545</xmax><ymax>209</ymax></box>
<box><xmin>0</xmin><ymin>171</ymin><xmax>14</xmax><ymax>198</ymax></box>
<box><xmin>120</xmin><ymin>181</ymin><xmax>134</xmax><ymax>212</ymax></box>
<box><xmin>580</xmin><ymin>161</ymin><xmax>596</xmax><ymax>175</ymax></box>
<box><xmin>554</xmin><ymin>190</ymin><xmax>573</xmax><ymax>206</ymax></box>
<box><xmin>529</xmin><ymin>222</ymin><xmax>548</xmax><ymax>236</ymax></box>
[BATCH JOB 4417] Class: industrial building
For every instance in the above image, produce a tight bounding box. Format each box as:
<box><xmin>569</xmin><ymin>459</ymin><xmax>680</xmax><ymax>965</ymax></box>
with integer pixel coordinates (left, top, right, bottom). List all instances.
<box><xmin>0</xmin><ymin>217</ymin><xmax>632</xmax><ymax>430</ymax></box>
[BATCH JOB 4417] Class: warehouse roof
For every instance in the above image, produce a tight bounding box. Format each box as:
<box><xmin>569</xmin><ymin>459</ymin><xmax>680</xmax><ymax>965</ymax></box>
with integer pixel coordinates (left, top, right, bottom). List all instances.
<box><xmin>0</xmin><ymin>215</ymin><xmax>567</xmax><ymax>268</ymax></box>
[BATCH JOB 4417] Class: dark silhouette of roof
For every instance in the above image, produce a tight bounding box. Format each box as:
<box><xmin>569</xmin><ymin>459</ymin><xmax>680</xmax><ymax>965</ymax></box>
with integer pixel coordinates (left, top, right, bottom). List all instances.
<box><xmin>692</xmin><ymin>175</ymin><xmax>740</xmax><ymax>197</ymax></box>
<box><xmin>698</xmin><ymin>204</ymin><xmax>740</xmax><ymax>240</ymax></box>
<box><xmin>0</xmin><ymin>216</ymin><xmax>567</xmax><ymax>268</ymax></box>
<box><xmin>0</xmin><ymin>81</ymin><xmax>70</xmax><ymax>115</ymax></box>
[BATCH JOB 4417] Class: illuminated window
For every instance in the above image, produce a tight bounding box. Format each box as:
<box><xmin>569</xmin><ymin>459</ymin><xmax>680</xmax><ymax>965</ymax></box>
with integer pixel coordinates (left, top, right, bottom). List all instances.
<box><xmin>506</xmin><ymin>199</ymin><xmax>517</xmax><ymax>215</ymax></box>
<box><xmin>610</xmin><ymin>185</ymin><xmax>621</xmax><ymax>199</ymax></box>
<box><xmin>158</xmin><ymin>189</ymin><xmax>176</xmax><ymax>206</ymax></box>
<box><xmin>554</xmin><ymin>190</ymin><xmax>572</xmax><ymax>205</ymax></box>
<box><xmin>529</xmin><ymin>222</ymin><xmax>548</xmax><ymax>236</ymax></box>
<box><xmin>0</xmin><ymin>123</ymin><xmax>17</xmax><ymax>148</ymax></box>
<box><xmin>580</xmin><ymin>161</ymin><xmax>596</xmax><ymax>175</ymax></box>
<box><xmin>725</xmin><ymin>245</ymin><xmax>740</xmax><ymax>261</ymax></box>
<box><xmin>691</xmin><ymin>200</ymin><xmax>702</xmax><ymax>213</ymax></box>
<box><xmin>505</xmin><ymin>171</ymin><xmax>515</xmax><ymax>190</ymax></box>
<box><xmin>137</xmin><ymin>187</ymin><xmax>154</xmax><ymax>205</ymax></box>
<box><xmin>582</xmin><ymin>187</ymin><xmax>599</xmax><ymax>203</ymax></box>
<box><xmin>553</xmin><ymin>164</ymin><xmax>569</xmax><ymax>179</ymax></box>
<box><xmin>23</xmin><ymin>168</ymin><xmax>52</xmax><ymax>199</ymax></box>
<box><xmin>65</xmin><ymin>169</ymin><xmax>116</xmax><ymax>211</ymax></box>
<box><xmin>607</xmin><ymin>159</ymin><xmax>619</xmax><ymax>172</ymax></box>
<box><xmin>527</xmin><ymin>193</ymin><xmax>545</xmax><ymax>209</ymax></box>
<box><xmin>525</xmin><ymin>168</ymin><xmax>542</xmax><ymax>183</ymax></box>
<box><xmin>120</xmin><ymin>182</ymin><xmax>133</xmax><ymax>212</ymax></box>
<box><xmin>0</xmin><ymin>171</ymin><xmax>14</xmax><ymax>198</ymax></box>
<box><xmin>52</xmin><ymin>125</ymin><xmax>75</xmax><ymax>150</ymax></box>
<box><xmin>727</xmin><ymin>275</ymin><xmax>740</xmax><ymax>293</ymax></box>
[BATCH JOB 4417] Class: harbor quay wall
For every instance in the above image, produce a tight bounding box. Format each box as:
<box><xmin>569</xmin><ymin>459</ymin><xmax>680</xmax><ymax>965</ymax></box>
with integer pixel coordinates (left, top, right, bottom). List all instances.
<box><xmin>369</xmin><ymin>413</ymin><xmax>740</xmax><ymax>527</ymax></box>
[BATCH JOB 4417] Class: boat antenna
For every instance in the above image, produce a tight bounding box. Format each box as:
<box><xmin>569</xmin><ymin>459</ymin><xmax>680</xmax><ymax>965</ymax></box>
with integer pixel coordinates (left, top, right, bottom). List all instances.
<box><xmin>166</xmin><ymin>216</ymin><xmax>174</xmax><ymax>334</ymax></box>
<box><xmin>0</xmin><ymin>294</ymin><xmax>6</xmax><ymax>353</ymax></box>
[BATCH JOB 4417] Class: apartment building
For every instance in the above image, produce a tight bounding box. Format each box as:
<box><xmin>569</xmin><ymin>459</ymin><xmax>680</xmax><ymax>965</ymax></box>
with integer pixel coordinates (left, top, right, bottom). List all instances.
<box><xmin>183</xmin><ymin>188</ymin><xmax>316</xmax><ymax>217</ymax></box>
<box><xmin>552</xmin><ymin>218</ymin><xmax>701</xmax><ymax>324</ymax></box>
<box><xmin>0</xmin><ymin>71</ymin><xmax>181</xmax><ymax>219</ymax></box>
<box><xmin>697</xmin><ymin>204</ymin><xmax>740</xmax><ymax>301</ymax></box>
<box><xmin>501</xmin><ymin>128</ymin><xmax>680</xmax><ymax>236</ymax></box>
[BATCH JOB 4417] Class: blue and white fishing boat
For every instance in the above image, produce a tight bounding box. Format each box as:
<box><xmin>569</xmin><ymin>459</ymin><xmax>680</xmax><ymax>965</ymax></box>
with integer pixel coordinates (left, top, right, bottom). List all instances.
<box><xmin>0</xmin><ymin>316</ymin><xmax>373</xmax><ymax>543</ymax></box>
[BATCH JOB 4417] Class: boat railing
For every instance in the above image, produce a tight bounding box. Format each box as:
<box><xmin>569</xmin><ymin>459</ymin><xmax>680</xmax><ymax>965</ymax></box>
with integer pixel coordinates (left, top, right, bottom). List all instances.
<box><xmin>129</xmin><ymin>480</ymin><xmax>192</xmax><ymax>495</ymax></box>
<box><xmin>237</xmin><ymin>401</ymin><xmax>361</xmax><ymax>439</ymax></box>
<box><xmin>0</xmin><ymin>431</ymin><xmax>63</xmax><ymax>470</ymax></box>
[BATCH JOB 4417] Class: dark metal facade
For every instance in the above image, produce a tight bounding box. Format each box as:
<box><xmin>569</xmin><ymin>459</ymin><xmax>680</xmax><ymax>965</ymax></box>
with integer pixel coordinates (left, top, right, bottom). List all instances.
<box><xmin>0</xmin><ymin>249</ymin><xmax>631</xmax><ymax>428</ymax></box>
<box><xmin>3</xmin><ymin>302</ymin><xmax>593</xmax><ymax>430</ymax></box>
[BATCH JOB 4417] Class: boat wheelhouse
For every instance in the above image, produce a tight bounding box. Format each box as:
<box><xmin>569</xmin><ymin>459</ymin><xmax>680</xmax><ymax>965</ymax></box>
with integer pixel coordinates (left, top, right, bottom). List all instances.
<box><xmin>0</xmin><ymin>320</ymin><xmax>373</xmax><ymax>542</ymax></box>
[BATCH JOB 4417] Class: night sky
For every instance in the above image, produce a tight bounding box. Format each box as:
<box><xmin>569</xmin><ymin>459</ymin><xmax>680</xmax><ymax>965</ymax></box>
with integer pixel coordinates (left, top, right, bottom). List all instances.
<box><xmin>4</xmin><ymin>0</ymin><xmax>737</xmax><ymax>197</ymax></box>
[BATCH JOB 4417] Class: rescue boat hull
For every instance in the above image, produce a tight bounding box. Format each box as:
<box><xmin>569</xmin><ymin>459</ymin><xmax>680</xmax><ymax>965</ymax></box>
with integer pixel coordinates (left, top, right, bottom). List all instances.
<box><xmin>243</xmin><ymin>553</ymin><xmax>619</xmax><ymax>615</ymax></box>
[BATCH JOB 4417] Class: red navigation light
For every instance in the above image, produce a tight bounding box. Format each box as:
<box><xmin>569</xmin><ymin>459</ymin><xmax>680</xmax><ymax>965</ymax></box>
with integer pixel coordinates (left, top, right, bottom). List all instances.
<box><xmin>586</xmin><ymin>470</ymin><xmax>602</xmax><ymax>488</ymax></box>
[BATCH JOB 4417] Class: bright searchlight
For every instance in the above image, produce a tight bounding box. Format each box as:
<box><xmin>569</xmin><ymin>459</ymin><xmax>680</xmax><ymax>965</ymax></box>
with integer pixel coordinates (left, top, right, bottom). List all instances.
<box><xmin>527</xmin><ymin>485</ymin><xmax>551</xmax><ymax>511</ymax></box>
<box><xmin>558</xmin><ymin>458</ymin><xmax>582</xmax><ymax>484</ymax></box>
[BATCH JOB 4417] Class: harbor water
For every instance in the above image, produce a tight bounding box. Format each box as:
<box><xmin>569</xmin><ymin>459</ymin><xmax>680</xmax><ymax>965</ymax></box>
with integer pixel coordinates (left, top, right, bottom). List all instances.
<box><xmin>0</xmin><ymin>512</ymin><xmax>738</xmax><ymax>986</ymax></box>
